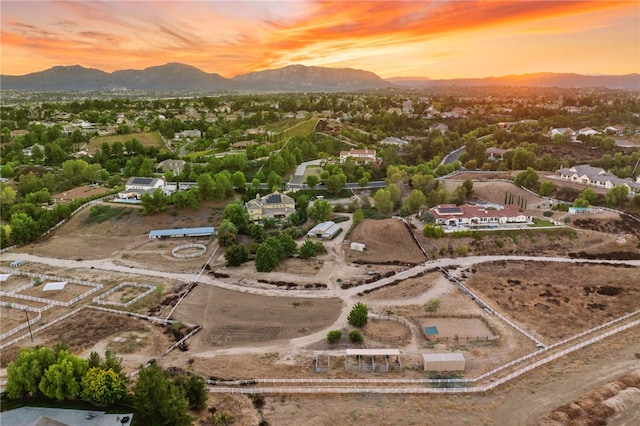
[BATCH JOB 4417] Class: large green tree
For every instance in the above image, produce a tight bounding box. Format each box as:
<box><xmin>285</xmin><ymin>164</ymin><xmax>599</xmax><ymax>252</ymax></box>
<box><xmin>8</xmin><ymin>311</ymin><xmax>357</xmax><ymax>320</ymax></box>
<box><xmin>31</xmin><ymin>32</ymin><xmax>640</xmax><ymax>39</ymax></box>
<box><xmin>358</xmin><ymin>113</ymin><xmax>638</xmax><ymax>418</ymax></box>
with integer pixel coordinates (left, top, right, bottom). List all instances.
<box><xmin>80</xmin><ymin>367</ymin><xmax>127</xmax><ymax>405</ymax></box>
<box><xmin>38</xmin><ymin>351</ymin><xmax>88</xmax><ymax>400</ymax></box>
<box><xmin>308</xmin><ymin>199</ymin><xmax>333</xmax><ymax>222</ymax></box>
<box><xmin>5</xmin><ymin>347</ymin><xmax>56</xmax><ymax>399</ymax></box>
<box><xmin>514</xmin><ymin>167</ymin><xmax>539</xmax><ymax>189</ymax></box>
<box><xmin>133</xmin><ymin>364</ymin><xmax>192</xmax><ymax>426</ymax></box>
<box><xmin>347</xmin><ymin>302</ymin><xmax>369</xmax><ymax>328</ymax></box>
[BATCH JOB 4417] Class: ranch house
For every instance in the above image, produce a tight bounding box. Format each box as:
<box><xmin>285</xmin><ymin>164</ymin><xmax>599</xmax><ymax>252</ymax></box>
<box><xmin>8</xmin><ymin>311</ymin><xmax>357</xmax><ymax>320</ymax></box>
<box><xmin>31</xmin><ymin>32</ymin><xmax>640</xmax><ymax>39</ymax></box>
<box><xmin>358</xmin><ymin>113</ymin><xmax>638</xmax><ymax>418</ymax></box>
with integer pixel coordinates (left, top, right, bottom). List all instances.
<box><xmin>245</xmin><ymin>191</ymin><xmax>296</xmax><ymax>222</ymax></box>
<box><xmin>117</xmin><ymin>177</ymin><xmax>166</xmax><ymax>199</ymax></box>
<box><xmin>429</xmin><ymin>204</ymin><xmax>533</xmax><ymax>227</ymax></box>
<box><xmin>339</xmin><ymin>149</ymin><xmax>377</xmax><ymax>165</ymax></box>
<box><xmin>556</xmin><ymin>164</ymin><xmax>640</xmax><ymax>196</ymax></box>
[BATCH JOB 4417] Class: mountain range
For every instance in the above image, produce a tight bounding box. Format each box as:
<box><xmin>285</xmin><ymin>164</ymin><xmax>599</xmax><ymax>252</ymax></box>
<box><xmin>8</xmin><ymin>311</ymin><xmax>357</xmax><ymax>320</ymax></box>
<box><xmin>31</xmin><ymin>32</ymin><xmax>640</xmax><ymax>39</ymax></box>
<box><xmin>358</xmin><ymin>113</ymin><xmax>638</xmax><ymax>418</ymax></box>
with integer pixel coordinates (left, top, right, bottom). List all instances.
<box><xmin>1</xmin><ymin>63</ymin><xmax>638</xmax><ymax>92</ymax></box>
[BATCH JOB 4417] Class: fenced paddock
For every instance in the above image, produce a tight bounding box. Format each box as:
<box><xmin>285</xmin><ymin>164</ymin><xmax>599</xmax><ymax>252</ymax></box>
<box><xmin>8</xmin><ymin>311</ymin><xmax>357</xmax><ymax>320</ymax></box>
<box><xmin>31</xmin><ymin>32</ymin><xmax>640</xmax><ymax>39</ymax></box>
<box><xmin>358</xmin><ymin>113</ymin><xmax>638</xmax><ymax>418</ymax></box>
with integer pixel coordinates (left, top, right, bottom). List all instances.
<box><xmin>363</xmin><ymin>314</ymin><xmax>413</xmax><ymax>344</ymax></box>
<box><xmin>422</xmin><ymin>316</ymin><xmax>497</xmax><ymax>342</ymax></box>
<box><xmin>172</xmin><ymin>244</ymin><xmax>207</xmax><ymax>259</ymax></box>
<box><xmin>93</xmin><ymin>282</ymin><xmax>156</xmax><ymax>308</ymax></box>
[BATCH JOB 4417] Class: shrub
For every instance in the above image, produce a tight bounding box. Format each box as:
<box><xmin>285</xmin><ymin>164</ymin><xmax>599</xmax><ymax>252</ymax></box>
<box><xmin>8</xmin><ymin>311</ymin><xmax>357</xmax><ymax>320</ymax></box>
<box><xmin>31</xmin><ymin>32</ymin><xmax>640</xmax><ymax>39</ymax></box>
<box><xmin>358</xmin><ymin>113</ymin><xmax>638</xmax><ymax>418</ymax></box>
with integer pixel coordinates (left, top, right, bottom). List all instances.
<box><xmin>543</xmin><ymin>210</ymin><xmax>553</xmax><ymax>217</ymax></box>
<box><xmin>327</xmin><ymin>330</ymin><xmax>342</xmax><ymax>343</ymax></box>
<box><xmin>494</xmin><ymin>239</ymin><xmax>504</xmax><ymax>248</ymax></box>
<box><xmin>424</xmin><ymin>298</ymin><xmax>440</xmax><ymax>314</ymax></box>
<box><xmin>347</xmin><ymin>302</ymin><xmax>369</xmax><ymax>327</ymax></box>
<box><xmin>457</xmin><ymin>245</ymin><xmax>468</xmax><ymax>256</ymax></box>
<box><xmin>349</xmin><ymin>330</ymin><xmax>364</xmax><ymax>344</ymax></box>
<box><xmin>423</xmin><ymin>224</ymin><xmax>445</xmax><ymax>238</ymax></box>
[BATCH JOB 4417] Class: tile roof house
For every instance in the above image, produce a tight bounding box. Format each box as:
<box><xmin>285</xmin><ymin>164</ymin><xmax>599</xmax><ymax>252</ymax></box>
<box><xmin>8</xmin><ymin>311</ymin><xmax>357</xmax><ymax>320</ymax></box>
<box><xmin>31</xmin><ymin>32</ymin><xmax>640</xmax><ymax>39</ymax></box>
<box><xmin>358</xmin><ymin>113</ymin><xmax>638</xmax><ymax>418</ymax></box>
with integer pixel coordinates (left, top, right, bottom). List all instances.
<box><xmin>429</xmin><ymin>204</ymin><xmax>533</xmax><ymax>227</ymax></box>
<box><xmin>556</xmin><ymin>164</ymin><xmax>640</xmax><ymax>196</ymax></box>
<box><xmin>245</xmin><ymin>191</ymin><xmax>296</xmax><ymax>222</ymax></box>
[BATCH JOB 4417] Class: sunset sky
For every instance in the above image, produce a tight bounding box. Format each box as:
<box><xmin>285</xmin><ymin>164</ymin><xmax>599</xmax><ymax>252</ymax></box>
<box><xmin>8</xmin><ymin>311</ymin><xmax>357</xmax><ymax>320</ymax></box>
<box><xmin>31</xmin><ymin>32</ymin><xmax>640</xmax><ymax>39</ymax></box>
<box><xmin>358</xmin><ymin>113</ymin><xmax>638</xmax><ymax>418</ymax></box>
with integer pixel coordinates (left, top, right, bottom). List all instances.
<box><xmin>2</xmin><ymin>1</ymin><xmax>639</xmax><ymax>79</ymax></box>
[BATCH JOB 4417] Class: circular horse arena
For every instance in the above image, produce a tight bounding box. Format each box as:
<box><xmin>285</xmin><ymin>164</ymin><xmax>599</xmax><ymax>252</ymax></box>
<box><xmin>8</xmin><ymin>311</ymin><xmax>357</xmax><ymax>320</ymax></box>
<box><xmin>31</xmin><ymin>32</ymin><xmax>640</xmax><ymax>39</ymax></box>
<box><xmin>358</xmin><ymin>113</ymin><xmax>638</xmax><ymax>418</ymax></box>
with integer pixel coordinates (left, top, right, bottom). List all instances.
<box><xmin>171</xmin><ymin>243</ymin><xmax>207</xmax><ymax>259</ymax></box>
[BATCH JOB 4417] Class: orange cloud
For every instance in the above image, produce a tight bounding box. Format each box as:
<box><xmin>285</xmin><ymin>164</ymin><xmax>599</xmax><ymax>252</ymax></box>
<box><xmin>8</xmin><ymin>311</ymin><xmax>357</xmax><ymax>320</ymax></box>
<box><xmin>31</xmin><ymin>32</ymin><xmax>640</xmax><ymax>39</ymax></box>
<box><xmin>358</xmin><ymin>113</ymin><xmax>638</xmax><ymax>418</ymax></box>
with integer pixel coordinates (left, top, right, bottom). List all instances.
<box><xmin>1</xmin><ymin>1</ymin><xmax>638</xmax><ymax>78</ymax></box>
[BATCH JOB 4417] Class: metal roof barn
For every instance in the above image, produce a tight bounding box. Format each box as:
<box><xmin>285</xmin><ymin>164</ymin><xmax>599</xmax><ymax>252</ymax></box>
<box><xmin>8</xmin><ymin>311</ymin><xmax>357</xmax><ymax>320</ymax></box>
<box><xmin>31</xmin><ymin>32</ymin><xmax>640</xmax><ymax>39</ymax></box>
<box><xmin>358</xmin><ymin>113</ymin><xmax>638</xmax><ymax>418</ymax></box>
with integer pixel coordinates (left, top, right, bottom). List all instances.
<box><xmin>149</xmin><ymin>227</ymin><xmax>215</xmax><ymax>239</ymax></box>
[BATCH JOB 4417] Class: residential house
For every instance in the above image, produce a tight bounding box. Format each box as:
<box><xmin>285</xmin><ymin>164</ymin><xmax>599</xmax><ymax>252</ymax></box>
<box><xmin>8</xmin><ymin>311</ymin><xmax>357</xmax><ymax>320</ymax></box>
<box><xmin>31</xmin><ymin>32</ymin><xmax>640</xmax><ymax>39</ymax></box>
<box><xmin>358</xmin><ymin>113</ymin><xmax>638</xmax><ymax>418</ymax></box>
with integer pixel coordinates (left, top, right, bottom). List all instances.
<box><xmin>156</xmin><ymin>159</ymin><xmax>186</xmax><ymax>175</ymax></box>
<box><xmin>339</xmin><ymin>149</ymin><xmax>377</xmax><ymax>165</ymax></box>
<box><xmin>429</xmin><ymin>204</ymin><xmax>533</xmax><ymax>227</ymax></box>
<box><xmin>174</xmin><ymin>130</ymin><xmax>202</xmax><ymax>140</ymax></box>
<box><xmin>577</xmin><ymin>127</ymin><xmax>600</xmax><ymax>137</ymax></box>
<box><xmin>556</xmin><ymin>164</ymin><xmax>640</xmax><ymax>196</ymax></box>
<box><xmin>245</xmin><ymin>191</ymin><xmax>296</xmax><ymax>222</ymax></box>
<box><xmin>604</xmin><ymin>125</ymin><xmax>624</xmax><ymax>136</ymax></box>
<box><xmin>550</xmin><ymin>127</ymin><xmax>575</xmax><ymax>138</ymax></box>
<box><xmin>118</xmin><ymin>177</ymin><xmax>166</xmax><ymax>199</ymax></box>
<box><xmin>379</xmin><ymin>136</ymin><xmax>408</xmax><ymax>146</ymax></box>
<box><xmin>430</xmin><ymin>123</ymin><xmax>449</xmax><ymax>133</ymax></box>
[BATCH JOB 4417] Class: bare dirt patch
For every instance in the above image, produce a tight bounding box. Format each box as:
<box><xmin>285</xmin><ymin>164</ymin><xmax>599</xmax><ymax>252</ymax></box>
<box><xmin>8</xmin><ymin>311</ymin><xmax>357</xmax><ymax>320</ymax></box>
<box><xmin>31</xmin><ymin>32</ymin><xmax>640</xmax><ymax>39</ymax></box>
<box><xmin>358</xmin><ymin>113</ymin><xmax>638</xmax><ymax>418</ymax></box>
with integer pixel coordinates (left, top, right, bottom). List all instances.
<box><xmin>346</xmin><ymin>218</ymin><xmax>426</xmax><ymax>264</ymax></box>
<box><xmin>363</xmin><ymin>318</ymin><xmax>411</xmax><ymax>343</ymax></box>
<box><xmin>362</xmin><ymin>271</ymin><xmax>439</xmax><ymax>300</ymax></box>
<box><xmin>0</xmin><ymin>308</ymin><xmax>172</xmax><ymax>369</ymax></box>
<box><xmin>463</xmin><ymin>261</ymin><xmax>640</xmax><ymax>342</ymax></box>
<box><xmin>0</xmin><ymin>305</ymin><xmax>29</xmax><ymax>334</ymax></box>
<box><xmin>172</xmin><ymin>284</ymin><xmax>342</xmax><ymax>348</ymax></box>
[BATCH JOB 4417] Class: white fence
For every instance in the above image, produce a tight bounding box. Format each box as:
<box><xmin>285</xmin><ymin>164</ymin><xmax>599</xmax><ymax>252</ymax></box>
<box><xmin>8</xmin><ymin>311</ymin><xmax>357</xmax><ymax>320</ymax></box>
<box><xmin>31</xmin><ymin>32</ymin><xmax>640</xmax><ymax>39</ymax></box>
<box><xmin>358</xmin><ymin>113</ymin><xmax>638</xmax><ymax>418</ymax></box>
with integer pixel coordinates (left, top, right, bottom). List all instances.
<box><xmin>93</xmin><ymin>282</ymin><xmax>156</xmax><ymax>308</ymax></box>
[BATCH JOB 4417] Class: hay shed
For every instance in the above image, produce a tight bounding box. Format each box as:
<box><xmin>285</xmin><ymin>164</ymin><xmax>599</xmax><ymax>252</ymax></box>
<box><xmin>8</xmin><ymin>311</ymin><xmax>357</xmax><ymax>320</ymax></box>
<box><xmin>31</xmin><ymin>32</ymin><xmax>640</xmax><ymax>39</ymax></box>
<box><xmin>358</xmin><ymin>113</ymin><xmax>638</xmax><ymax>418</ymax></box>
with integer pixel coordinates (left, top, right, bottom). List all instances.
<box><xmin>422</xmin><ymin>352</ymin><xmax>465</xmax><ymax>372</ymax></box>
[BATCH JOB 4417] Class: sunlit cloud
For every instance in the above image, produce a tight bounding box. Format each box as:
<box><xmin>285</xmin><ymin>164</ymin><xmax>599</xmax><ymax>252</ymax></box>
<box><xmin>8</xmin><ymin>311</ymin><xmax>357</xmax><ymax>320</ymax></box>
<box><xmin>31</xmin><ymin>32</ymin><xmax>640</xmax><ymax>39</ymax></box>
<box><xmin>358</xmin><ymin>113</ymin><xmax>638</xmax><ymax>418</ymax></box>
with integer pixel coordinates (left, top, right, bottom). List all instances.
<box><xmin>1</xmin><ymin>0</ymin><xmax>638</xmax><ymax>78</ymax></box>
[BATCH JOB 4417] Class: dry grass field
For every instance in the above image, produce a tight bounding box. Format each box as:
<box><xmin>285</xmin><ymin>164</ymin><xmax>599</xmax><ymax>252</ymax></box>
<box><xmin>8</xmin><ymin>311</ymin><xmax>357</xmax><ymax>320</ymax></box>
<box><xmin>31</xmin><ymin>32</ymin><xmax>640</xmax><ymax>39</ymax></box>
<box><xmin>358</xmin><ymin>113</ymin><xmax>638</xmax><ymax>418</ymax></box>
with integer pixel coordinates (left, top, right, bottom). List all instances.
<box><xmin>462</xmin><ymin>261</ymin><xmax>640</xmax><ymax>342</ymax></box>
<box><xmin>347</xmin><ymin>218</ymin><xmax>427</xmax><ymax>264</ymax></box>
<box><xmin>86</xmin><ymin>131</ymin><xmax>165</xmax><ymax>154</ymax></box>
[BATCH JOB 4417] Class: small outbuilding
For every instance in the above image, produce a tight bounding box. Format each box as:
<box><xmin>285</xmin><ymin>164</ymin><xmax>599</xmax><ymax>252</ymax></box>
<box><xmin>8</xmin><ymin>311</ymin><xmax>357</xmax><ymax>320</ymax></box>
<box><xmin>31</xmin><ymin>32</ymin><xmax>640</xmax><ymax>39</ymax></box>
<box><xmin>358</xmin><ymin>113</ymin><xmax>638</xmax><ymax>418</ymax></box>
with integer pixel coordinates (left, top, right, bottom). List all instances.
<box><xmin>350</xmin><ymin>242</ymin><xmax>366</xmax><ymax>252</ymax></box>
<box><xmin>422</xmin><ymin>352</ymin><xmax>465</xmax><ymax>372</ymax></box>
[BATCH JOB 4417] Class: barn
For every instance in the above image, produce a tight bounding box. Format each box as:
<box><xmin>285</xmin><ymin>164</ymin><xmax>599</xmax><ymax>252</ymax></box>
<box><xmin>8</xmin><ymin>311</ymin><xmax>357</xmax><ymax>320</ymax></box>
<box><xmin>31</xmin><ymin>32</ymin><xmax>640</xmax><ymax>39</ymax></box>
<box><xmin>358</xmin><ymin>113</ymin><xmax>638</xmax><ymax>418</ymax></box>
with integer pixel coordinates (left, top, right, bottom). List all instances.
<box><xmin>149</xmin><ymin>227</ymin><xmax>215</xmax><ymax>239</ymax></box>
<box><xmin>306</xmin><ymin>221</ymin><xmax>341</xmax><ymax>239</ymax></box>
<box><xmin>422</xmin><ymin>352</ymin><xmax>465</xmax><ymax>372</ymax></box>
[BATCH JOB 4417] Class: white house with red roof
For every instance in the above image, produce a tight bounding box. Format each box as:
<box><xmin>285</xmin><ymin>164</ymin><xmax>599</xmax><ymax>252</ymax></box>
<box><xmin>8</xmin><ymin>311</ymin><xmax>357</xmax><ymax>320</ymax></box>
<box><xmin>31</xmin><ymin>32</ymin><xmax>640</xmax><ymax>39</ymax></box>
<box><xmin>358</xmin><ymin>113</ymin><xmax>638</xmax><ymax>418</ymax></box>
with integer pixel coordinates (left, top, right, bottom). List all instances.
<box><xmin>429</xmin><ymin>204</ymin><xmax>533</xmax><ymax>227</ymax></box>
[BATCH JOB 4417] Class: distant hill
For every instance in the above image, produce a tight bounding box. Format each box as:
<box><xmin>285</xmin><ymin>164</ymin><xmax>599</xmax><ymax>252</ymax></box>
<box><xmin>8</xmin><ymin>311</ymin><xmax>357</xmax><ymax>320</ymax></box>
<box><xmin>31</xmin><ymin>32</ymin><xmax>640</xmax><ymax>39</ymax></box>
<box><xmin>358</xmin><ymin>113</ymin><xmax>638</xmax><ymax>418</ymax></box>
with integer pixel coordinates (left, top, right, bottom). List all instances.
<box><xmin>1</xmin><ymin>63</ymin><xmax>390</xmax><ymax>92</ymax></box>
<box><xmin>386</xmin><ymin>73</ymin><xmax>640</xmax><ymax>90</ymax></box>
<box><xmin>232</xmin><ymin>64</ymin><xmax>391</xmax><ymax>91</ymax></box>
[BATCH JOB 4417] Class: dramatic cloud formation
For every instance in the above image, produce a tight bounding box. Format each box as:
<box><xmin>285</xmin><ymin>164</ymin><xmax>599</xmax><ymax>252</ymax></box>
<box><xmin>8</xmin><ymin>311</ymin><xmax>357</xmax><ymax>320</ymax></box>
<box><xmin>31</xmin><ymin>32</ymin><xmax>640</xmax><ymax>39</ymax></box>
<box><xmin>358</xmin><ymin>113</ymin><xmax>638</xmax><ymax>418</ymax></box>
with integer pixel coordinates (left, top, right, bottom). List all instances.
<box><xmin>1</xmin><ymin>0</ymin><xmax>638</xmax><ymax>78</ymax></box>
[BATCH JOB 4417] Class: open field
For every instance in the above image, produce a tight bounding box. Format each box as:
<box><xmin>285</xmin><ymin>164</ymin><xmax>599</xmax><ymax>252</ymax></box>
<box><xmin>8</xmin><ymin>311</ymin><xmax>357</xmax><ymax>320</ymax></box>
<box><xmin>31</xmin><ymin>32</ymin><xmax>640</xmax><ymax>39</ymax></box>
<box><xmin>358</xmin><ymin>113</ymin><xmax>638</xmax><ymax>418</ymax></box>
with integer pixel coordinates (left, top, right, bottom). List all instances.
<box><xmin>462</xmin><ymin>261</ymin><xmax>640</xmax><ymax>342</ymax></box>
<box><xmin>172</xmin><ymin>284</ymin><xmax>342</xmax><ymax>348</ymax></box>
<box><xmin>51</xmin><ymin>184</ymin><xmax>112</xmax><ymax>203</ymax></box>
<box><xmin>1</xmin><ymin>189</ymin><xmax>639</xmax><ymax>425</ymax></box>
<box><xmin>86</xmin><ymin>131</ymin><xmax>165</xmax><ymax>154</ymax></box>
<box><xmin>346</xmin><ymin>218</ymin><xmax>427</xmax><ymax>264</ymax></box>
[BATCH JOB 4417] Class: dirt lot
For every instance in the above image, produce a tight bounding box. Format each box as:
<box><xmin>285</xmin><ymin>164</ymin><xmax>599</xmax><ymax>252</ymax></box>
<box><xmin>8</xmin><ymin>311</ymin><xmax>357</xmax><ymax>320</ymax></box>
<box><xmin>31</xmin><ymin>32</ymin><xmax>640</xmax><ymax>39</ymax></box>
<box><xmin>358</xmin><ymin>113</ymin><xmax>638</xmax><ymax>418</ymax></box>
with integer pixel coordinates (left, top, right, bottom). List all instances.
<box><xmin>346</xmin><ymin>219</ymin><xmax>427</xmax><ymax>264</ymax></box>
<box><xmin>462</xmin><ymin>261</ymin><xmax>640</xmax><ymax>342</ymax></box>
<box><xmin>19</xmin><ymin>282</ymin><xmax>95</xmax><ymax>302</ymax></box>
<box><xmin>51</xmin><ymin>184</ymin><xmax>111</xmax><ymax>203</ymax></box>
<box><xmin>172</xmin><ymin>284</ymin><xmax>343</xmax><ymax>349</ymax></box>
<box><xmin>0</xmin><ymin>309</ymin><xmax>173</xmax><ymax>369</ymax></box>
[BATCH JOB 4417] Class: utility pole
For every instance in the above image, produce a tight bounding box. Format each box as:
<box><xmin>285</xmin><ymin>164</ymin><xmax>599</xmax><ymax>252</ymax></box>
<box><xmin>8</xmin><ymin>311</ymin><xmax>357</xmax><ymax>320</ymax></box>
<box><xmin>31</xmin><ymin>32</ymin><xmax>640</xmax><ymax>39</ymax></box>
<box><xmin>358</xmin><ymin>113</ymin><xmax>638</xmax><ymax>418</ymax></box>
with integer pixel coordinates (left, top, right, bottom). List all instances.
<box><xmin>24</xmin><ymin>309</ymin><xmax>33</xmax><ymax>342</ymax></box>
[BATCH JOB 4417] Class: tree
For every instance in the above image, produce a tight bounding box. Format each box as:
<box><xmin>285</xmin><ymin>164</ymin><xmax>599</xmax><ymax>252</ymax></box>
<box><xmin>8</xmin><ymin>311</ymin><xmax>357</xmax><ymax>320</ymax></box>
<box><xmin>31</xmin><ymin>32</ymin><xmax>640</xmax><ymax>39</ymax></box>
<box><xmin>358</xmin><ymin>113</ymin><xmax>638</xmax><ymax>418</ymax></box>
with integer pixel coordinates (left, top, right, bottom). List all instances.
<box><xmin>197</xmin><ymin>173</ymin><xmax>217</xmax><ymax>200</ymax></box>
<box><xmin>255</xmin><ymin>238</ymin><xmax>282</xmax><ymax>272</ymax></box>
<box><xmin>5</xmin><ymin>346</ymin><xmax>56</xmax><ymax>399</ymax></box>
<box><xmin>38</xmin><ymin>351</ymin><xmax>88</xmax><ymax>400</ymax></box>
<box><xmin>579</xmin><ymin>187</ymin><xmax>598</xmax><ymax>204</ymax></box>
<box><xmin>403</xmin><ymin>189</ymin><xmax>426</xmax><ymax>214</ymax></box>
<box><xmin>373</xmin><ymin>188</ymin><xmax>393</xmax><ymax>214</ymax></box>
<box><xmin>173</xmin><ymin>373</ymin><xmax>208</xmax><ymax>410</ymax></box>
<box><xmin>224</xmin><ymin>244</ymin><xmax>249</xmax><ymax>266</ymax></box>
<box><xmin>424</xmin><ymin>298</ymin><xmax>441</xmax><ymax>314</ymax></box>
<box><xmin>573</xmin><ymin>197</ymin><xmax>589</xmax><ymax>208</ymax></box>
<box><xmin>305</xmin><ymin>174</ymin><xmax>319</xmax><ymax>192</ymax></box>
<box><xmin>140</xmin><ymin>188</ymin><xmax>169</xmax><ymax>215</ymax></box>
<box><xmin>81</xmin><ymin>367</ymin><xmax>127</xmax><ymax>405</ymax></box>
<box><xmin>267</xmin><ymin>170</ymin><xmax>282</xmax><ymax>191</ymax></box>
<box><xmin>325</xmin><ymin>173</ymin><xmax>347</xmax><ymax>196</ymax></box>
<box><xmin>279</xmin><ymin>233</ymin><xmax>298</xmax><ymax>258</ymax></box>
<box><xmin>352</xmin><ymin>208</ymin><xmax>364</xmax><ymax>225</ymax></box>
<box><xmin>133</xmin><ymin>364</ymin><xmax>192</xmax><ymax>426</ymax></box>
<box><xmin>308</xmin><ymin>199</ymin><xmax>333</xmax><ymax>222</ymax></box>
<box><xmin>221</xmin><ymin>202</ymin><xmax>250</xmax><ymax>232</ymax></box>
<box><xmin>299</xmin><ymin>239</ymin><xmax>325</xmax><ymax>259</ymax></box>
<box><xmin>231</xmin><ymin>171</ymin><xmax>246</xmax><ymax>191</ymax></box>
<box><xmin>217</xmin><ymin>219</ymin><xmax>238</xmax><ymax>247</ymax></box>
<box><xmin>605</xmin><ymin>185</ymin><xmax>629</xmax><ymax>206</ymax></box>
<box><xmin>349</xmin><ymin>330</ymin><xmax>364</xmax><ymax>344</ymax></box>
<box><xmin>347</xmin><ymin>302</ymin><xmax>368</xmax><ymax>327</ymax></box>
<box><xmin>539</xmin><ymin>181</ymin><xmax>555</xmax><ymax>197</ymax></box>
<box><xmin>327</xmin><ymin>330</ymin><xmax>342</xmax><ymax>343</ymax></box>
<box><xmin>514</xmin><ymin>167</ymin><xmax>539</xmax><ymax>189</ymax></box>
<box><xmin>462</xmin><ymin>179</ymin><xmax>474</xmax><ymax>196</ymax></box>
<box><xmin>423</xmin><ymin>224</ymin><xmax>445</xmax><ymax>238</ymax></box>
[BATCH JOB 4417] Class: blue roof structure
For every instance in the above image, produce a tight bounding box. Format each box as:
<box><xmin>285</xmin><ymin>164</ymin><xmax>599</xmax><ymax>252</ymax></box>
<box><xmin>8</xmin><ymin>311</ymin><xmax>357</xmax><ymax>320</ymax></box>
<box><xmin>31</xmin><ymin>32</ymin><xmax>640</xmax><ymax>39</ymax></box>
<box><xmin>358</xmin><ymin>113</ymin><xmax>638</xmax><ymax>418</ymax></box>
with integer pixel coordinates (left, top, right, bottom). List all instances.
<box><xmin>424</xmin><ymin>326</ymin><xmax>439</xmax><ymax>335</ymax></box>
<box><xmin>149</xmin><ymin>227</ymin><xmax>215</xmax><ymax>239</ymax></box>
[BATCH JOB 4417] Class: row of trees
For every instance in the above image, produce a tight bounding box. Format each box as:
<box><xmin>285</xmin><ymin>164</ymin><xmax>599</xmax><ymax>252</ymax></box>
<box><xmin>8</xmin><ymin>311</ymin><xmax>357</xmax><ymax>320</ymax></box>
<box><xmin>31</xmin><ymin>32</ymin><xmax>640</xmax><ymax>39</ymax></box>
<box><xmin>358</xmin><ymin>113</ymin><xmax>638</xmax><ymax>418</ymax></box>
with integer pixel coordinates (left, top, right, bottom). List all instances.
<box><xmin>5</xmin><ymin>345</ymin><xmax>207</xmax><ymax>425</ymax></box>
